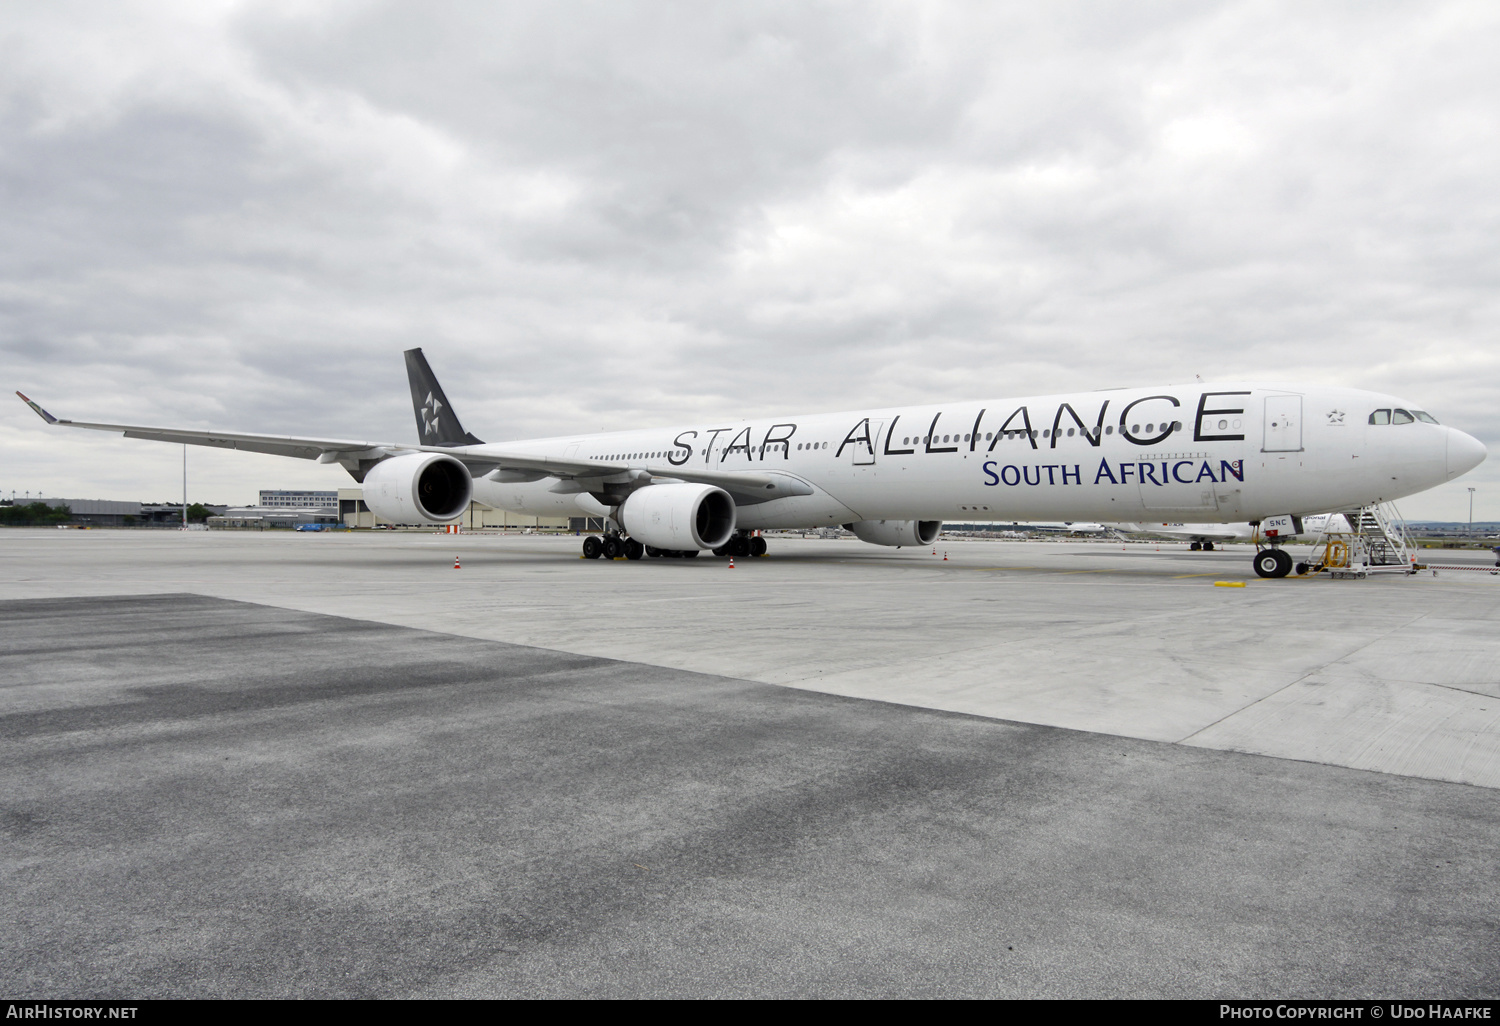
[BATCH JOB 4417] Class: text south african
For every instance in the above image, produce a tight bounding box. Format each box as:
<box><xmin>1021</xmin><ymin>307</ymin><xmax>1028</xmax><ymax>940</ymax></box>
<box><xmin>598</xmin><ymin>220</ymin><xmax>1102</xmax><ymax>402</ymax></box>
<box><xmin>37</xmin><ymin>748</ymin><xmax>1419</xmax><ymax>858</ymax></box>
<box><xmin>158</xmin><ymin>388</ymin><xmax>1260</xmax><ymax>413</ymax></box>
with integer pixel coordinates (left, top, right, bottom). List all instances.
<box><xmin>982</xmin><ymin>458</ymin><xmax>1243</xmax><ymax>487</ymax></box>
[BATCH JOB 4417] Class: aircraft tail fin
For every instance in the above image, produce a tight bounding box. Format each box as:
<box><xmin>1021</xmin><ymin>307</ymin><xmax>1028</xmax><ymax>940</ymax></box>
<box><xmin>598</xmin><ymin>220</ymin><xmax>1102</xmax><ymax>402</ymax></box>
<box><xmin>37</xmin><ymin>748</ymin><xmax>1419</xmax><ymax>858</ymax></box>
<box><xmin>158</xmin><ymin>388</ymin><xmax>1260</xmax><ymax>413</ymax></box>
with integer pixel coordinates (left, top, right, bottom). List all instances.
<box><xmin>404</xmin><ymin>348</ymin><xmax>484</xmax><ymax>447</ymax></box>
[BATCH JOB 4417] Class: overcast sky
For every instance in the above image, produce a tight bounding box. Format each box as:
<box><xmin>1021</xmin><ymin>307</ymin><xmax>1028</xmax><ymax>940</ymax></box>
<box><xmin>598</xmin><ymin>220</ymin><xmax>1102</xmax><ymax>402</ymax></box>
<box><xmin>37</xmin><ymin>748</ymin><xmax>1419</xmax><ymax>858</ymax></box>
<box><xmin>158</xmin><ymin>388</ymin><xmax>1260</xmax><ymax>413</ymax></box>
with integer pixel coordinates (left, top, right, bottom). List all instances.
<box><xmin>3</xmin><ymin>1</ymin><xmax>1497</xmax><ymax>520</ymax></box>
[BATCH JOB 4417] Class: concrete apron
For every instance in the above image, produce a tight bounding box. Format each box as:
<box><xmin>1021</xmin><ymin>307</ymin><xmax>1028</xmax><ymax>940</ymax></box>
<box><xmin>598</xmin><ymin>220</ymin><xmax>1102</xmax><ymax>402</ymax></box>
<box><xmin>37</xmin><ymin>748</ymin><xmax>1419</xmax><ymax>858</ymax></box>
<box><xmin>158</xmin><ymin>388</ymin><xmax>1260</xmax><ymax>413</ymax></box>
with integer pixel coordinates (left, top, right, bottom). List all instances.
<box><xmin>4</xmin><ymin>528</ymin><xmax>1500</xmax><ymax>789</ymax></box>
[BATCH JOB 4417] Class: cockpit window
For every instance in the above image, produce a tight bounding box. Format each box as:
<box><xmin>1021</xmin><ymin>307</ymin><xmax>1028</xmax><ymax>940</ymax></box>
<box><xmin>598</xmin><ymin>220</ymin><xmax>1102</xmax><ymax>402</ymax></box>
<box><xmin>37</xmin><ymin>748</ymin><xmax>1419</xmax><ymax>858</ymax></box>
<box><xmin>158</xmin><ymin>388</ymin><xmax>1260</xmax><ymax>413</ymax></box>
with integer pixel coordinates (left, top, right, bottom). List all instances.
<box><xmin>1393</xmin><ymin>409</ymin><xmax>1415</xmax><ymax>424</ymax></box>
<box><xmin>1414</xmin><ymin>411</ymin><xmax>1439</xmax><ymax>424</ymax></box>
<box><xmin>1369</xmin><ymin>409</ymin><xmax>1391</xmax><ymax>425</ymax></box>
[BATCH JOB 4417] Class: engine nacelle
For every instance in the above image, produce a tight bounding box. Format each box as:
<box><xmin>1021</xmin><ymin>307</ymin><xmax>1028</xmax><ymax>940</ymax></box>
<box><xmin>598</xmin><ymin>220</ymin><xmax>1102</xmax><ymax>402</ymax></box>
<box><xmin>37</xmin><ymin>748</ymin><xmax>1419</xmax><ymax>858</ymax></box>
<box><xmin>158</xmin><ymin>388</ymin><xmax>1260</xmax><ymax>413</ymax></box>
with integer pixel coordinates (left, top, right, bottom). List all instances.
<box><xmin>844</xmin><ymin>519</ymin><xmax>941</xmax><ymax>547</ymax></box>
<box><xmin>363</xmin><ymin>452</ymin><xmax>473</xmax><ymax>524</ymax></box>
<box><xmin>619</xmin><ymin>483</ymin><xmax>736</xmax><ymax>551</ymax></box>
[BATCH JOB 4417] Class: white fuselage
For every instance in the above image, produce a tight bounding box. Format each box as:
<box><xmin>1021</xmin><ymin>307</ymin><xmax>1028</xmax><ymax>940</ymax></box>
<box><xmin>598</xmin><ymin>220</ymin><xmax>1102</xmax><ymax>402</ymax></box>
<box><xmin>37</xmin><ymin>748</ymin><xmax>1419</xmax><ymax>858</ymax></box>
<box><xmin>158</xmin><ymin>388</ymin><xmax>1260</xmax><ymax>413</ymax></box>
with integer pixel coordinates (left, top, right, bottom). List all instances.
<box><xmin>463</xmin><ymin>383</ymin><xmax>1485</xmax><ymax>527</ymax></box>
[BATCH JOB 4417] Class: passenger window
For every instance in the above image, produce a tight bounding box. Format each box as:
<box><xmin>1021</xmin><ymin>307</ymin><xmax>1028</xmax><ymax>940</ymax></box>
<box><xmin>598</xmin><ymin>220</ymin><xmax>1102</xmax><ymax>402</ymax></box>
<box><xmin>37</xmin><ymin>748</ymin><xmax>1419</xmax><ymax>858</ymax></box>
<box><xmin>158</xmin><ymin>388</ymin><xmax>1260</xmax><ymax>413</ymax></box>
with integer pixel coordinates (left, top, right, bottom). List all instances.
<box><xmin>1393</xmin><ymin>409</ymin><xmax>1414</xmax><ymax>424</ymax></box>
<box><xmin>1369</xmin><ymin>410</ymin><xmax>1391</xmax><ymax>425</ymax></box>
<box><xmin>1414</xmin><ymin>411</ymin><xmax>1439</xmax><ymax>424</ymax></box>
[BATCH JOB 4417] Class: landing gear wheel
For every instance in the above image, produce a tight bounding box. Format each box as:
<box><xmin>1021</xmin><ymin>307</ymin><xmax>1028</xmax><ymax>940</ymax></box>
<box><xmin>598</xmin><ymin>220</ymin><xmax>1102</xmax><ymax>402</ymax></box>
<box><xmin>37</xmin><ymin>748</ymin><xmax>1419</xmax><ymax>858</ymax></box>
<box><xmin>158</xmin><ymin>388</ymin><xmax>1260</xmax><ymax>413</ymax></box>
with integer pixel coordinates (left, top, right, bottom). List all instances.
<box><xmin>1190</xmin><ymin>541</ymin><xmax>1202</xmax><ymax>551</ymax></box>
<box><xmin>1203</xmin><ymin>541</ymin><xmax>1215</xmax><ymax>551</ymax></box>
<box><xmin>1294</xmin><ymin>562</ymin><xmax>1309</xmax><ymax>576</ymax></box>
<box><xmin>1253</xmin><ymin>548</ymin><xmax>1293</xmax><ymax>579</ymax></box>
<box><xmin>582</xmin><ymin>536</ymin><xmax>603</xmax><ymax>559</ymax></box>
<box><xmin>603</xmin><ymin>537</ymin><xmax>623</xmax><ymax>559</ymax></box>
<box><xmin>712</xmin><ymin>545</ymin><xmax>727</xmax><ymax>557</ymax></box>
<box><xmin>750</xmin><ymin>536</ymin><xmax>767</xmax><ymax>557</ymax></box>
<box><xmin>645</xmin><ymin>545</ymin><xmax>661</xmax><ymax>558</ymax></box>
<box><xmin>728</xmin><ymin>535</ymin><xmax>751</xmax><ymax>558</ymax></box>
<box><xmin>625</xmin><ymin>539</ymin><xmax>644</xmax><ymax>560</ymax></box>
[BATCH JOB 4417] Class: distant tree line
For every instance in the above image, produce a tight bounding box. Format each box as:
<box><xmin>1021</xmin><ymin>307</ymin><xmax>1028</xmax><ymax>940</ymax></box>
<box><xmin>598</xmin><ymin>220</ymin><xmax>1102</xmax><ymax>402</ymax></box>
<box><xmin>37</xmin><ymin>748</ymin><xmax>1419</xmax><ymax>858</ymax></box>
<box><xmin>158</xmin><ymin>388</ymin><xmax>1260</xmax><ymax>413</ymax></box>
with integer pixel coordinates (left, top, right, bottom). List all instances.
<box><xmin>0</xmin><ymin>502</ymin><xmax>71</xmax><ymax>526</ymax></box>
<box><xmin>0</xmin><ymin>502</ymin><xmax>214</xmax><ymax>525</ymax></box>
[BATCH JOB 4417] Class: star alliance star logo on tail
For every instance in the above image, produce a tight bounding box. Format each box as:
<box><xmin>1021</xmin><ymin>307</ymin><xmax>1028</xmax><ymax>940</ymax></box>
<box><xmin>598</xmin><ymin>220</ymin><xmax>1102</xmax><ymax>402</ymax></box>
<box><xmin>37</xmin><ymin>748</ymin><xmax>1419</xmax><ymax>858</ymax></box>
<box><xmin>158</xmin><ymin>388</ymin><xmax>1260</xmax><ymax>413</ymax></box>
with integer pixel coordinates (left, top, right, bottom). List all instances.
<box><xmin>422</xmin><ymin>392</ymin><xmax>443</xmax><ymax>438</ymax></box>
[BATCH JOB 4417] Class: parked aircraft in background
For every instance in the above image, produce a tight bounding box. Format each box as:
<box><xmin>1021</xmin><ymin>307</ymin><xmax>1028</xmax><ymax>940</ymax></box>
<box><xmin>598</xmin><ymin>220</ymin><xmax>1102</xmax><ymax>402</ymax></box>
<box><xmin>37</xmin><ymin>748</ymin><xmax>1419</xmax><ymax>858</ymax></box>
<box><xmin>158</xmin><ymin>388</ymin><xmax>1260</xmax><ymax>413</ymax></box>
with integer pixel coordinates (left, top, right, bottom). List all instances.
<box><xmin>1120</xmin><ymin>514</ymin><xmax>1351</xmax><ymax>550</ymax></box>
<box><xmin>998</xmin><ymin>521</ymin><xmax>1113</xmax><ymax>535</ymax></box>
<box><xmin>1118</xmin><ymin>522</ymin><xmax>1251</xmax><ymax>549</ymax></box>
<box><xmin>16</xmin><ymin>350</ymin><xmax>1488</xmax><ymax>578</ymax></box>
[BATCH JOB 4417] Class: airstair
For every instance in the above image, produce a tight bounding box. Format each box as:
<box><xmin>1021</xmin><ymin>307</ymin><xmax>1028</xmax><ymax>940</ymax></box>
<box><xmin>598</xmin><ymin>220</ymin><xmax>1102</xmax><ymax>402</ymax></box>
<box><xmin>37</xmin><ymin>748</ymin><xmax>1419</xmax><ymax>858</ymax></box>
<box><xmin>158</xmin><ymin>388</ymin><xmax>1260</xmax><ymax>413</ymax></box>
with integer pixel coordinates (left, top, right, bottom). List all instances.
<box><xmin>1304</xmin><ymin>502</ymin><xmax>1417</xmax><ymax>579</ymax></box>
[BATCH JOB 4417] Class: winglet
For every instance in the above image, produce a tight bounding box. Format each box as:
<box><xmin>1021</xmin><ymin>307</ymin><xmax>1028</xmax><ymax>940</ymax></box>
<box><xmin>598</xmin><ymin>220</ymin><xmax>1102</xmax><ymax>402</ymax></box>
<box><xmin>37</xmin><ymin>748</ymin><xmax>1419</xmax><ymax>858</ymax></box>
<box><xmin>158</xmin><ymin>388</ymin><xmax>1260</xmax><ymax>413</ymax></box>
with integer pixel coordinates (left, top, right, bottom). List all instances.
<box><xmin>15</xmin><ymin>392</ymin><xmax>58</xmax><ymax>425</ymax></box>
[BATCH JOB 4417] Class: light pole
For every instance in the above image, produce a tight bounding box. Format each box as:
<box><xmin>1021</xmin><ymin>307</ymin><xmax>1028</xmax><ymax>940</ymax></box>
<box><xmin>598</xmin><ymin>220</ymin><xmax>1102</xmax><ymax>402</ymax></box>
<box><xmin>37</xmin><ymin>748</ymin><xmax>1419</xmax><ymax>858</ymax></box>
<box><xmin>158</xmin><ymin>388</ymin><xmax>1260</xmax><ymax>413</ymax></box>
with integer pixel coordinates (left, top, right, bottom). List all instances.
<box><xmin>1469</xmin><ymin>487</ymin><xmax>1477</xmax><ymax>531</ymax></box>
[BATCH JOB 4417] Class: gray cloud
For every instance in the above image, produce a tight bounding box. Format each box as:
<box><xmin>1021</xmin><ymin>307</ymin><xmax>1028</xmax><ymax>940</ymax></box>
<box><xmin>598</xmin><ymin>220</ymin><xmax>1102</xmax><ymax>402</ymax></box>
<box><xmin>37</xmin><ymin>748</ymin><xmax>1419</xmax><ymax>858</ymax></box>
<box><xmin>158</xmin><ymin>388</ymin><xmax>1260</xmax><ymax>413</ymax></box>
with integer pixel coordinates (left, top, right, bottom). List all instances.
<box><xmin>2</xmin><ymin>0</ymin><xmax>1497</xmax><ymax>518</ymax></box>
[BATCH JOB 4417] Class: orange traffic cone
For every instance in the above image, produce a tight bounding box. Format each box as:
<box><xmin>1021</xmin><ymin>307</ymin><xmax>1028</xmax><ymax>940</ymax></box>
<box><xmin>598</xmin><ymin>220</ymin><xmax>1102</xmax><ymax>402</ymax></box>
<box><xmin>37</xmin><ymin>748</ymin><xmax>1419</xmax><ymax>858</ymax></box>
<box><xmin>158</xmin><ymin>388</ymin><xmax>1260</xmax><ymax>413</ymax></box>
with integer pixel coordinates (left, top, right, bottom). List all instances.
<box><xmin>931</xmin><ymin>548</ymin><xmax>937</xmax><ymax>555</ymax></box>
<box><xmin>729</xmin><ymin>556</ymin><xmax>736</xmax><ymax>569</ymax></box>
<box><xmin>453</xmin><ymin>557</ymin><xmax>461</xmax><ymax>569</ymax></box>
<box><xmin>943</xmin><ymin>551</ymin><xmax>948</xmax><ymax>561</ymax></box>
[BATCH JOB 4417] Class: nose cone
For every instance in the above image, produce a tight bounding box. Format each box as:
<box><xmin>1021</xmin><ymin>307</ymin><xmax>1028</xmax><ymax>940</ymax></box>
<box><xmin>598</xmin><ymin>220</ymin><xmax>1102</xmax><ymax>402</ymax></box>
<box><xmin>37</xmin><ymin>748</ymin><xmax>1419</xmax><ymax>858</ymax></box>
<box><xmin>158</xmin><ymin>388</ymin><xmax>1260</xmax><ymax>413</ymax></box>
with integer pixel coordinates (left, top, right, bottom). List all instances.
<box><xmin>1447</xmin><ymin>428</ymin><xmax>1488</xmax><ymax>479</ymax></box>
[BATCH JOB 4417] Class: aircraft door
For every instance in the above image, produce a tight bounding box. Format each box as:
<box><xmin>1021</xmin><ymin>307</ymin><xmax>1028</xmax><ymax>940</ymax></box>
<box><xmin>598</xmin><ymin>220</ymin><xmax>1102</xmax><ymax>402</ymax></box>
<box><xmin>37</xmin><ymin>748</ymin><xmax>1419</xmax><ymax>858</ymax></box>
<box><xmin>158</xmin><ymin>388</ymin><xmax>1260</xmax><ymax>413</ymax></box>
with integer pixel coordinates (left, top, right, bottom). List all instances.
<box><xmin>846</xmin><ymin>420</ymin><xmax>881</xmax><ymax>465</ymax></box>
<box><xmin>1263</xmin><ymin>395</ymin><xmax>1302</xmax><ymax>452</ymax></box>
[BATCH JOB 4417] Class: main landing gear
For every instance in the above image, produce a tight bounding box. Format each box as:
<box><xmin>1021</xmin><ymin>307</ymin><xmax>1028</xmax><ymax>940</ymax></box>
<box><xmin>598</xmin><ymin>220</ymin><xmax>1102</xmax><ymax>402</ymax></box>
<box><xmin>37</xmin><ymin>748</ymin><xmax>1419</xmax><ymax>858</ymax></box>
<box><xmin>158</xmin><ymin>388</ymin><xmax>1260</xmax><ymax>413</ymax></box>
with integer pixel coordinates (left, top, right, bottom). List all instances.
<box><xmin>713</xmin><ymin>532</ymin><xmax>767</xmax><ymax>559</ymax></box>
<box><xmin>581</xmin><ymin>529</ymin><xmax>769</xmax><ymax>561</ymax></box>
<box><xmin>582</xmin><ymin>531</ymin><xmax>697</xmax><ymax>560</ymax></box>
<box><xmin>1253</xmin><ymin>547</ymin><xmax>1293</xmax><ymax>579</ymax></box>
<box><xmin>1189</xmin><ymin>540</ymin><xmax>1216</xmax><ymax>552</ymax></box>
<box><xmin>645</xmin><ymin>546</ymin><xmax>699</xmax><ymax>559</ymax></box>
<box><xmin>581</xmin><ymin>531</ymin><xmax>645</xmax><ymax>560</ymax></box>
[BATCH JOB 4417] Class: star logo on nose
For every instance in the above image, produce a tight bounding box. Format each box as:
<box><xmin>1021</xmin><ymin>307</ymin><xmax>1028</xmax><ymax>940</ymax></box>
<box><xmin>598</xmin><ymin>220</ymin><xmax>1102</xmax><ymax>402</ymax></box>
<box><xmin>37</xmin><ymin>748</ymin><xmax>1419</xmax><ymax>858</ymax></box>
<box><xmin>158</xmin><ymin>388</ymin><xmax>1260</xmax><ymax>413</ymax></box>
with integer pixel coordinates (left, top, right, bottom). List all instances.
<box><xmin>422</xmin><ymin>392</ymin><xmax>443</xmax><ymax>437</ymax></box>
<box><xmin>1326</xmin><ymin>409</ymin><xmax>1345</xmax><ymax>424</ymax></box>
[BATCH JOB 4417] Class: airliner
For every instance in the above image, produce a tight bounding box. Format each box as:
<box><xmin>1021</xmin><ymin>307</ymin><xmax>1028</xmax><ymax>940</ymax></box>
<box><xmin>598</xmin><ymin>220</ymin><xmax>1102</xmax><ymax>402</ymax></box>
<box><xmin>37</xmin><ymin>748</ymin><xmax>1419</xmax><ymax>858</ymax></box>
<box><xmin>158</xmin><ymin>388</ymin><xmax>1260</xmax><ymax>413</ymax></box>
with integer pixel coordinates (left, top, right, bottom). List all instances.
<box><xmin>1119</xmin><ymin>514</ymin><xmax>1351</xmax><ymax>550</ymax></box>
<box><xmin>16</xmin><ymin>349</ymin><xmax>1488</xmax><ymax>578</ymax></box>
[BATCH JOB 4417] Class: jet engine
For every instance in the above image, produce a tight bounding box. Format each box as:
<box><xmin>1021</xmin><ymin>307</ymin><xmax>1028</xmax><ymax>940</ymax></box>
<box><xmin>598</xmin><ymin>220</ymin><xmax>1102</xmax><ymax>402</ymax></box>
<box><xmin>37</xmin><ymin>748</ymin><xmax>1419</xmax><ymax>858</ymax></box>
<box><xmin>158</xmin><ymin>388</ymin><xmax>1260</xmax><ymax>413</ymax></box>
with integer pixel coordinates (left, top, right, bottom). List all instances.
<box><xmin>844</xmin><ymin>519</ymin><xmax>941</xmax><ymax>547</ymax></box>
<box><xmin>619</xmin><ymin>483</ymin><xmax>736</xmax><ymax>551</ymax></box>
<box><xmin>362</xmin><ymin>452</ymin><xmax>472</xmax><ymax>524</ymax></box>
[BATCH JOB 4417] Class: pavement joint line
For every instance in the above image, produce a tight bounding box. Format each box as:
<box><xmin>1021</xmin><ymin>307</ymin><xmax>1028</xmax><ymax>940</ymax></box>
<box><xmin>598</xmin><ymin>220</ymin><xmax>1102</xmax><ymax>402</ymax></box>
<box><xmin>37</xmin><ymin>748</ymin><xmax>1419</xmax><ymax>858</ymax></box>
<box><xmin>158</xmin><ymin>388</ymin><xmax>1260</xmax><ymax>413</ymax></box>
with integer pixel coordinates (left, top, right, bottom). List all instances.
<box><xmin>1420</xmin><ymin>680</ymin><xmax>1500</xmax><ymax>702</ymax></box>
<box><xmin>1175</xmin><ymin>609</ymin><xmax>1438</xmax><ymax>746</ymax></box>
<box><xmin>970</xmin><ymin>564</ymin><xmax>1252</xmax><ymax>580</ymax></box>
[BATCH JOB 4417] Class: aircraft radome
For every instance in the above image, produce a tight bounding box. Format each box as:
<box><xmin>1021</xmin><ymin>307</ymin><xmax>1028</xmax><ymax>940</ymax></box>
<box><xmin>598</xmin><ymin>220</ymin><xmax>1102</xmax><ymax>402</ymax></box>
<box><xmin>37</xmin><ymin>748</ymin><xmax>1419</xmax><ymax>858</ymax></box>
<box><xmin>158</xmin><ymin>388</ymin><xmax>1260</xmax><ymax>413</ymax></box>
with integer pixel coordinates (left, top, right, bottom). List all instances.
<box><xmin>16</xmin><ymin>349</ymin><xmax>1488</xmax><ymax>578</ymax></box>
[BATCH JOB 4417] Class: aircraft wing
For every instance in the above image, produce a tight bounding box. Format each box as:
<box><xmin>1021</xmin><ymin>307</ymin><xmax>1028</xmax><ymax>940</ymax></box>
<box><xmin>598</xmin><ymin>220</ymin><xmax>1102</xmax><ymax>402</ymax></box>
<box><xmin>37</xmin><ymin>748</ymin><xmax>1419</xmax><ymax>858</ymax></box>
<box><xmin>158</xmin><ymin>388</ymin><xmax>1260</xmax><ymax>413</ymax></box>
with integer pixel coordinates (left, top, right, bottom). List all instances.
<box><xmin>15</xmin><ymin>392</ymin><xmax>813</xmax><ymax>502</ymax></box>
<box><xmin>440</xmin><ymin>450</ymin><xmax>813</xmax><ymax>502</ymax></box>
<box><xmin>18</xmin><ymin>393</ymin><xmax>403</xmax><ymax>461</ymax></box>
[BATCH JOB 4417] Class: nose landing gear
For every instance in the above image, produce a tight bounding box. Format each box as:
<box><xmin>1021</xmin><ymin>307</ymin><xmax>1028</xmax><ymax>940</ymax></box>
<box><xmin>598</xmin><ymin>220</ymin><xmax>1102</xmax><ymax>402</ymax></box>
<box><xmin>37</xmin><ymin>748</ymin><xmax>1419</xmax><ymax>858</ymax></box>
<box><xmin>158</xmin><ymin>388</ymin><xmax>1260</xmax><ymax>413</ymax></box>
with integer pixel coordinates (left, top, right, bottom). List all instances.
<box><xmin>1253</xmin><ymin>547</ymin><xmax>1293</xmax><ymax>578</ymax></box>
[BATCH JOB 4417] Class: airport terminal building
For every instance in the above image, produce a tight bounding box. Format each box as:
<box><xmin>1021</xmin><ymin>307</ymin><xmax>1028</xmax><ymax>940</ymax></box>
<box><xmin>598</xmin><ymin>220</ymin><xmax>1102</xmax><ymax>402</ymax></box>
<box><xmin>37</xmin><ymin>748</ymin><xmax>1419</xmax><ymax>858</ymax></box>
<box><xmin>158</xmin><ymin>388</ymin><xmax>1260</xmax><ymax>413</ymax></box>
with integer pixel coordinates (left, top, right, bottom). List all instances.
<box><xmin>336</xmin><ymin>487</ymin><xmax>576</xmax><ymax>531</ymax></box>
